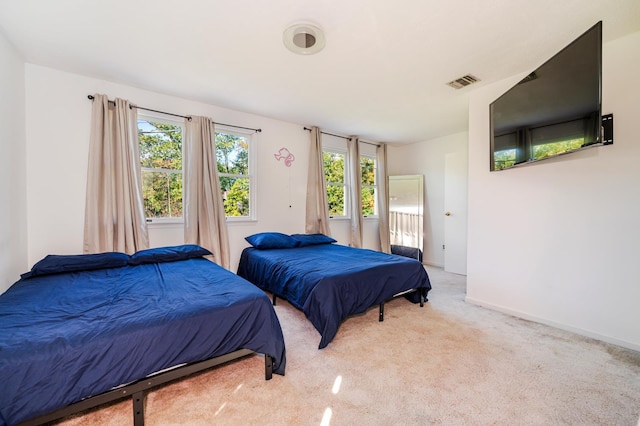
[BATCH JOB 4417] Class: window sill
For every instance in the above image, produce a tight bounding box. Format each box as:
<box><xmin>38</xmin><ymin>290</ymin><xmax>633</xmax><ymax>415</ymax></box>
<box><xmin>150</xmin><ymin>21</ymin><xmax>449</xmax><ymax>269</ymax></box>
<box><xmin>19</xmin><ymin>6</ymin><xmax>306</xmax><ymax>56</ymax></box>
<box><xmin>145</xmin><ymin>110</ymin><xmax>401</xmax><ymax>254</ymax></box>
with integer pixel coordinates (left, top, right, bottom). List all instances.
<box><xmin>146</xmin><ymin>219</ymin><xmax>183</xmax><ymax>229</ymax></box>
<box><xmin>329</xmin><ymin>216</ymin><xmax>349</xmax><ymax>221</ymax></box>
<box><xmin>145</xmin><ymin>217</ymin><xmax>258</xmax><ymax>228</ymax></box>
<box><xmin>329</xmin><ymin>216</ymin><xmax>379</xmax><ymax>221</ymax></box>
<box><xmin>226</xmin><ymin>217</ymin><xmax>257</xmax><ymax>225</ymax></box>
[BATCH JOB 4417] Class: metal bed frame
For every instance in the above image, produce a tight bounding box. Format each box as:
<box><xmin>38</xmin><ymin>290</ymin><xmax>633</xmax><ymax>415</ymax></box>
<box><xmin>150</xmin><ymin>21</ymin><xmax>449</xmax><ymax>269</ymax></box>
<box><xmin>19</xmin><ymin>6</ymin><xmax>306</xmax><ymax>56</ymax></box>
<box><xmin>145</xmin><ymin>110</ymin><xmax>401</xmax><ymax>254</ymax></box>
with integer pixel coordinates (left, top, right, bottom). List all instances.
<box><xmin>19</xmin><ymin>349</ymin><xmax>273</xmax><ymax>426</ymax></box>
<box><xmin>378</xmin><ymin>287</ymin><xmax>426</xmax><ymax>321</ymax></box>
<box><xmin>271</xmin><ymin>287</ymin><xmax>427</xmax><ymax>322</ymax></box>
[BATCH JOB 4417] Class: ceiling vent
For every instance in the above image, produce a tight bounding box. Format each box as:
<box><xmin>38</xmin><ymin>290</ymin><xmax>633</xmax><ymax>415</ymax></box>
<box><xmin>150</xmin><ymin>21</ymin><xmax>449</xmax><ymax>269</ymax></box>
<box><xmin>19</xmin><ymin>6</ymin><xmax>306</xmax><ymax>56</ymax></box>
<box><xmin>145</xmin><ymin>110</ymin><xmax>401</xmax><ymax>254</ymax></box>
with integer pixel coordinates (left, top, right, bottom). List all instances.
<box><xmin>446</xmin><ymin>74</ymin><xmax>480</xmax><ymax>89</ymax></box>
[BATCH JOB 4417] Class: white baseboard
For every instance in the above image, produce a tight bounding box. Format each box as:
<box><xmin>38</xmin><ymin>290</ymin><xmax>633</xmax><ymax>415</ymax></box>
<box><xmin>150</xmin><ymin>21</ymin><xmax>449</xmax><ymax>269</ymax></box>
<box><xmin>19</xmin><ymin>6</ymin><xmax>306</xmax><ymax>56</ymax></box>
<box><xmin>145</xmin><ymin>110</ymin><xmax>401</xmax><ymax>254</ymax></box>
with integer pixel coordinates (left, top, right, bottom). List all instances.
<box><xmin>465</xmin><ymin>296</ymin><xmax>640</xmax><ymax>353</ymax></box>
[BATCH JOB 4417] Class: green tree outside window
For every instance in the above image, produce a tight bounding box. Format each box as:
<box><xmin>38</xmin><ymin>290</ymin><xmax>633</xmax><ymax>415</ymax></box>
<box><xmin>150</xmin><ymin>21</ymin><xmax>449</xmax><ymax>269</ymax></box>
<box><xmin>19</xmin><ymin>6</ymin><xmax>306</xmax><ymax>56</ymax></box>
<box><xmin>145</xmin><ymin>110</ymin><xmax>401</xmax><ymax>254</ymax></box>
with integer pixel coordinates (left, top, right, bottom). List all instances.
<box><xmin>139</xmin><ymin>120</ymin><xmax>183</xmax><ymax>218</ymax></box>
<box><xmin>138</xmin><ymin>120</ymin><xmax>253</xmax><ymax>220</ymax></box>
<box><xmin>216</xmin><ymin>132</ymin><xmax>250</xmax><ymax>217</ymax></box>
<box><xmin>360</xmin><ymin>156</ymin><xmax>376</xmax><ymax>216</ymax></box>
<box><xmin>323</xmin><ymin>151</ymin><xmax>346</xmax><ymax>216</ymax></box>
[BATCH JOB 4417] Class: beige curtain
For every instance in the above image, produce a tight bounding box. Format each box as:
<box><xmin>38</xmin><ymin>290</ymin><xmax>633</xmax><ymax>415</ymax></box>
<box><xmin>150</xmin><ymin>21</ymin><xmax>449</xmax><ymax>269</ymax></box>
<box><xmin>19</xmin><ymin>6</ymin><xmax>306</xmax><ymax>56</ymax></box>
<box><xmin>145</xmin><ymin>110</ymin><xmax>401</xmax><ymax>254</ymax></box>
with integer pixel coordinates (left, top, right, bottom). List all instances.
<box><xmin>305</xmin><ymin>127</ymin><xmax>331</xmax><ymax>235</ymax></box>
<box><xmin>183</xmin><ymin>116</ymin><xmax>230</xmax><ymax>269</ymax></box>
<box><xmin>83</xmin><ymin>94</ymin><xmax>149</xmax><ymax>254</ymax></box>
<box><xmin>347</xmin><ymin>137</ymin><xmax>363</xmax><ymax>247</ymax></box>
<box><xmin>376</xmin><ymin>143</ymin><xmax>391</xmax><ymax>253</ymax></box>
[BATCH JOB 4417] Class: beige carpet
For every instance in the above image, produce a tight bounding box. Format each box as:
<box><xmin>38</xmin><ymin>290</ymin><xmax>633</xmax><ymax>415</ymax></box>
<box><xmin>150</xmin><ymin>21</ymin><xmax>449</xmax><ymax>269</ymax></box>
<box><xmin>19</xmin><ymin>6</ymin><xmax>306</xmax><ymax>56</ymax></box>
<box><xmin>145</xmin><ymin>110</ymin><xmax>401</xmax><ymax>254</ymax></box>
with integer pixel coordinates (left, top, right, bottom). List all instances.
<box><xmin>59</xmin><ymin>266</ymin><xmax>640</xmax><ymax>425</ymax></box>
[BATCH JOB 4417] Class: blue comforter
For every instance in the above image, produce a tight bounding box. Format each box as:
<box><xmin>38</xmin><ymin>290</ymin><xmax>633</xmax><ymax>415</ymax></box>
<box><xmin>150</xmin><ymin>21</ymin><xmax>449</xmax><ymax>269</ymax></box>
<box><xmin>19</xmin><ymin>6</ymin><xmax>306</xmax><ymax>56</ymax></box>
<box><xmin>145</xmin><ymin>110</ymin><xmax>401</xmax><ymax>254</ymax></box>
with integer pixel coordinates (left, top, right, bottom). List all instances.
<box><xmin>237</xmin><ymin>244</ymin><xmax>431</xmax><ymax>349</ymax></box>
<box><xmin>0</xmin><ymin>257</ymin><xmax>286</xmax><ymax>426</ymax></box>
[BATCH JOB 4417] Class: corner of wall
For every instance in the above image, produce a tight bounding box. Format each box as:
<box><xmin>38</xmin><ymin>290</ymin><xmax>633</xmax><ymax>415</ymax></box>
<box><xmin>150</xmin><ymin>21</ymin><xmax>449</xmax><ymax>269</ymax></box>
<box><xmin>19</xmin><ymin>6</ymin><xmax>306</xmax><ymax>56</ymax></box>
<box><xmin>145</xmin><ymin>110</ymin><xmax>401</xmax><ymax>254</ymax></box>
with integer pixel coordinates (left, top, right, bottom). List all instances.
<box><xmin>0</xmin><ymin>28</ymin><xmax>27</xmax><ymax>293</ymax></box>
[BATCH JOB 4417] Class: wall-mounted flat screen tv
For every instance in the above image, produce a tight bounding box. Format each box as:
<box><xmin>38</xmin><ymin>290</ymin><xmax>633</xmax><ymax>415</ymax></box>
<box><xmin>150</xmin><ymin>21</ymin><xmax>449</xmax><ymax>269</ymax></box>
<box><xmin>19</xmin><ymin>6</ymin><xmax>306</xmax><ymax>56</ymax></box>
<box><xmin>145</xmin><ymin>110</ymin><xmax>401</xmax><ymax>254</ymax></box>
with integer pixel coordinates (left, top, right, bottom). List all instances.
<box><xmin>490</xmin><ymin>21</ymin><xmax>602</xmax><ymax>171</ymax></box>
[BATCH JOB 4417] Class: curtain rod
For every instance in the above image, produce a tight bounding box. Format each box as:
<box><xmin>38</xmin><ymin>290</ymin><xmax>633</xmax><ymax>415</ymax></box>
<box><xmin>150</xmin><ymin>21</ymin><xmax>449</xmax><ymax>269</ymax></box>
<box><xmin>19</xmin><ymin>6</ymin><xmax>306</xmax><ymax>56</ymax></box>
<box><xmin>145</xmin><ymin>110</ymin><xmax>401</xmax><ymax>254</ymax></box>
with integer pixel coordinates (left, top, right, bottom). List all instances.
<box><xmin>303</xmin><ymin>127</ymin><xmax>379</xmax><ymax>146</ymax></box>
<box><xmin>87</xmin><ymin>95</ymin><xmax>261</xmax><ymax>133</ymax></box>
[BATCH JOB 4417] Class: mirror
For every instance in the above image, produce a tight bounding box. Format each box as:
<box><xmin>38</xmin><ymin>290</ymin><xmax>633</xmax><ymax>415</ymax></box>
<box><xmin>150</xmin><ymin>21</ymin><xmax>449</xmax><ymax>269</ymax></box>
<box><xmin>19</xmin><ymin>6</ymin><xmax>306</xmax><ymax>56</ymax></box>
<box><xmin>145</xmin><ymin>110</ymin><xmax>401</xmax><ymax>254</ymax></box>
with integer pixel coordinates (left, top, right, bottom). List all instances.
<box><xmin>389</xmin><ymin>175</ymin><xmax>424</xmax><ymax>261</ymax></box>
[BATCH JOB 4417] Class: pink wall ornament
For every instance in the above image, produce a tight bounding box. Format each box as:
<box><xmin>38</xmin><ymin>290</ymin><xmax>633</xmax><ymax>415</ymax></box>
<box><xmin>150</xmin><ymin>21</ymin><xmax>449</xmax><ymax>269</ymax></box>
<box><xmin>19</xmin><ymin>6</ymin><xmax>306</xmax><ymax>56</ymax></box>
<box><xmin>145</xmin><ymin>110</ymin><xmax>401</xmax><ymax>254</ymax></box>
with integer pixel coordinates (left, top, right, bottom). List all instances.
<box><xmin>274</xmin><ymin>147</ymin><xmax>295</xmax><ymax>167</ymax></box>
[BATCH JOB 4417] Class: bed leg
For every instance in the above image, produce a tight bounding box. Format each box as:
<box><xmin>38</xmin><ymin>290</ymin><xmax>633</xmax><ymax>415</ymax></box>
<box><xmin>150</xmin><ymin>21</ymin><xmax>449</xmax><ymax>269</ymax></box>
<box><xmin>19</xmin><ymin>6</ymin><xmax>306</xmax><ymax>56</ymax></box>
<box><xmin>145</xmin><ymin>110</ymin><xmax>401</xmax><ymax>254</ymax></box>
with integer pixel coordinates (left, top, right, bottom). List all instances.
<box><xmin>420</xmin><ymin>288</ymin><xmax>425</xmax><ymax>307</ymax></box>
<box><xmin>132</xmin><ymin>390</ymin><xmax>145</xmax><ymax>426</ymax></box>
<box><xmin>272</xmin><ymin>293</ymin><xmax>277</xmax><ymax>306</ymax></box>
<box><xmin>379</xmin><ymin>303</ymin><xmax>384</xmax><ymax>322</ymax></box>
<box><xmin>265</xmin><ymin>355</ymin><xmax>273</xmax><ymax>380</ymax></box>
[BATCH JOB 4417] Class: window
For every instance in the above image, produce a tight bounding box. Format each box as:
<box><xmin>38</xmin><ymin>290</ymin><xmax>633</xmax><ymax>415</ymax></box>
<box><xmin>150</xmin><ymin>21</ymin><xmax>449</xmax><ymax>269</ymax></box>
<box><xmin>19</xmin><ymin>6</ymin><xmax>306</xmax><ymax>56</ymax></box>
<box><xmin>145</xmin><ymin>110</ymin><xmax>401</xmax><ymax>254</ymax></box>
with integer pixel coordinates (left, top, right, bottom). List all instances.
<box><xmin>138</xmin><ymin>117</ymin><xmax>184</xmax><ymax>221</ymax></box>
<box><xmin>323</xmin><ymin>150</ymin><xmax>346</xmax><ymax>217</ymax></box>
<box><xmin>138</xmin><ymin>117</ymin><xmax>255</xmax><ymax>222</ymax></box>
<box><xmin>323</xmin><ymin>148</ymin><xmax>378</xmax><ymax>219</ymax></box>
<box><xmin>493</xmin><ymin>119</ymin><xmax>589</xmax><ymax>170</ymax></box>
<box><xmin>360</xmin><ymin>155</ymin><xmax>377</xmax><ymax>217</ymax></box>
<box><xmin>493</xmin><ymin>148</ymin><xmax>516</xmax><ymax>171</ymax></box>
<box><xmin>531</xmin><ymin>137</ymin><xmax>584</xmax><ymax>161</ymax></box>
<box><xmin>493</xmin><ymin>137</ymin><xmax>585</xmax><ymax>171</ymax></box>
<box><xmin>216</xmin><ymin>129</ymin><xmax>255</xmax><ymax>220</ymax></box>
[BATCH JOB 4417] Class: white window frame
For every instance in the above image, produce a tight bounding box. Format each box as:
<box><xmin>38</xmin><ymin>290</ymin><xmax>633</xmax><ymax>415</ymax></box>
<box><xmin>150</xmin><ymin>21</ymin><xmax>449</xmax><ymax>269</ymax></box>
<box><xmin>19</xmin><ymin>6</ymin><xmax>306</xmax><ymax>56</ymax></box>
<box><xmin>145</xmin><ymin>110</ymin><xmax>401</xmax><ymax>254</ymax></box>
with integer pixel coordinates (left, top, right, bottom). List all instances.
<box><xmin>138</xmin><ymin>113</ymin><xmax>185</xmax><ymax>225</ymax></box>
<box><xmin>360</xmin><ymin>153</ymin><xmax>378</xmax><ymax>219</ymax></box>
<box><xmin>138</xmin><ymin>115</ymin><xmax>258</xmax><ymax>226</ymax></box>
<box><xmin>323</xmin><ymin>147</ymin><xmax>349</xmax><ymax>219</ymax></box>
<box><xmin>216</xmin><ymin>125</ymin><xmax>257</xmax><ymax>222</ymax></box>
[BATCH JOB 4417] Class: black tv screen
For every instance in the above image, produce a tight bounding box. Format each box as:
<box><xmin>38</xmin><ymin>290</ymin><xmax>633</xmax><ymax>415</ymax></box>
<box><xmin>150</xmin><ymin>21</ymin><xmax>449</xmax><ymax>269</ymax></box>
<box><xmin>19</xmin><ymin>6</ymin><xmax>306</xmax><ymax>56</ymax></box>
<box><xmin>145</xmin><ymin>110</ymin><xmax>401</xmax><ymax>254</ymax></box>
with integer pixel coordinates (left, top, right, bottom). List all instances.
<box><xmin>490</xmin><ymin>21</ymin><xmax>602</xmax><ymax>171</ymax></box>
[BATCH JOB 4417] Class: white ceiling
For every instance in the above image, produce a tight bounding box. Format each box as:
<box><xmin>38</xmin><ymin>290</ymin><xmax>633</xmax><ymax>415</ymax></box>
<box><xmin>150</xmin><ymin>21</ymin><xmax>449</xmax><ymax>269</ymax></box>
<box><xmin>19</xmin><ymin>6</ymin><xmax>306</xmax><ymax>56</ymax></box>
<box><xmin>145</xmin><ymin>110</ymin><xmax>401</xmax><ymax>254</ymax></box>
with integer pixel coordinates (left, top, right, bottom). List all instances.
<box><xmin>1</xmin><ymin>0</ymin><xmax>638</xmax><ymax>143</ymax></box>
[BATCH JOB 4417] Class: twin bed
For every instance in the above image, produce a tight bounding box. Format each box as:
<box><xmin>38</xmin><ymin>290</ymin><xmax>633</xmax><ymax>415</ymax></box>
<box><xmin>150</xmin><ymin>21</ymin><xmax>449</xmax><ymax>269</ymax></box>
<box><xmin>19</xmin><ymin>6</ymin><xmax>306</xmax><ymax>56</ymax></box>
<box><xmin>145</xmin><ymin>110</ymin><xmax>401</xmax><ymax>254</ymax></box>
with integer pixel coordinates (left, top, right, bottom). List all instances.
<box><xmin>237</xmin><ymin>233</ymin><xmax>431</xmax><ymax>349</ymax></box>
<box><xmin>0</xmin><ymin>245</ymin><xmax>286</xmax><ymax>426</ymax></box>
<box><xmin>1</xmin><ymin>235</ymin><xmax>431</xmax><ymax>425</ymax></box>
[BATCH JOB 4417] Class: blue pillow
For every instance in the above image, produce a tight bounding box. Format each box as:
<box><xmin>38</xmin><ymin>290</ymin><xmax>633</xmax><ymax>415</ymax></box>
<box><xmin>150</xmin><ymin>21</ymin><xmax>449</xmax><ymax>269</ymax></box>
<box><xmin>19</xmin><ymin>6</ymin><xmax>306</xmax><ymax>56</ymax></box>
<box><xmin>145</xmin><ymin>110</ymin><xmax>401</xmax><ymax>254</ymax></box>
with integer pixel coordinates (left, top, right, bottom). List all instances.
<box><xmin>245</xmin><ymin>232</ymin><xmax>300</xmax><ymax>249</ymax></box>
<box><xmin>21</xmin><ymin>252</ymin><xmax>130</xmax><ymax>279</ymax></box>
<box><xmin>129</xmin><ymin>244</ymin><xmax>212</xmax><ymax>265</ymax></box>
<box><xmin>291</xmin><ymin>233</ymin><xmax>337</xmax><ymax>247</ymax></box>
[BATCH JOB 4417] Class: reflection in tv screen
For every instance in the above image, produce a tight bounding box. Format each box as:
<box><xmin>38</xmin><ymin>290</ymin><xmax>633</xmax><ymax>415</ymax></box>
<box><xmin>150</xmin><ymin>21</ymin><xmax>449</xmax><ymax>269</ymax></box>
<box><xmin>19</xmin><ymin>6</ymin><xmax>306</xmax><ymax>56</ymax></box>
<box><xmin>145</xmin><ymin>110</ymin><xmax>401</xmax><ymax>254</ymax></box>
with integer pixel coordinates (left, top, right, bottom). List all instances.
<box><xmin>490</xmin><ymin>21</ymin><xmax>602</xmax><ymax>171</ymax></box>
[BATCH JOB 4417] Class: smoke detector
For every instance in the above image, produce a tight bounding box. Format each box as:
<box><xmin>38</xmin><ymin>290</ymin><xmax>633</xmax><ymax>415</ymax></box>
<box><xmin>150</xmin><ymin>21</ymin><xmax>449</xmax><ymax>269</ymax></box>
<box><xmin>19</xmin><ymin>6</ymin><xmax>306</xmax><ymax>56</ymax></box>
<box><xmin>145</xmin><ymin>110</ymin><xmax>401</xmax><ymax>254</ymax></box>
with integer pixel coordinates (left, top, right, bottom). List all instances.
<box><xmin>283</xmin><ymin>23</ymin><xmax>325</xmax><ymax>55</ymax></box>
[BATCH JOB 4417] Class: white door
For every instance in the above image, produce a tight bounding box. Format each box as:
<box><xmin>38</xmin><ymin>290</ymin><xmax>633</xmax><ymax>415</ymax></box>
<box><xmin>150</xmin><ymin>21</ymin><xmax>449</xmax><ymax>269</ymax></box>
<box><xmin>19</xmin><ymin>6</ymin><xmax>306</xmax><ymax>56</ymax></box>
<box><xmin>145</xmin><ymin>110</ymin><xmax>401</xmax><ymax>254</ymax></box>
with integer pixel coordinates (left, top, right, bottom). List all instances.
<box><xmin>444</xmin><ymin>152</ymin><xmax>468</xmax><ymax>275</ymax></box>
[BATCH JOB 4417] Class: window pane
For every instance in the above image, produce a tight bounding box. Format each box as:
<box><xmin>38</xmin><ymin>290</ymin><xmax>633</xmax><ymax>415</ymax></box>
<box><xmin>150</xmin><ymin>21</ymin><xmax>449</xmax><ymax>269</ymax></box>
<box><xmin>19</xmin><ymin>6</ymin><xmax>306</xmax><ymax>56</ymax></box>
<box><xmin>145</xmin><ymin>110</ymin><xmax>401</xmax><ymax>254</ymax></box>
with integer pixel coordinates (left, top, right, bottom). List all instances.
<box><xmin>168</xmin><ymin>173</ymin><xmax>183</xmax><ymax>218</ymax></box>
<box><xmin>360</xmin><ymin>157</ymin><xmax>376</xmax><ymax>216</ymax></box>
<box><xmin>138</xmin><ymin>120</ymin><xmax>182</xmax><ymax>170</ymax></box>
<box><xmin>216</xmin><ymin>133</ymin><xmax>249</xmax><ymax>175</ymax></box>
<box><xmin>360</xmin><ymin>157</ymin><xmax>375</xmax><ymax>185</ymax></box>
<box><xmin>323</xmin><ymin>152</ymin><xmax>345</xmax><ymax>184</ymax></box>
<box><xmin>494</xmin><ymin>149</ymin><xmax>516</xmax><ymax>171</ymax></box>
<box><xmin>362</xmin><ymin>187</ymin><xmax>375</xmax><ymax>216</ymax></box>
<box><xmin>142</xmin><ymin>171</ymin><xmax>182</xmax><ymax>218</ymax></box>
<box><xmin>532</xmin><ymin>138</ymin><xmax>584</xmax><ymax>161</ymax></box>
<box><xmin>139</xmin><ymin>119</ymin><xmax>183</xmax><ymax>220</ymax></box>
<box><xmin>327</xmin><ymin>184</ymin><xmax>345</xmax><ymax>216</ymax></box>
<box><xmin>222</xmin><ymin>177</ymin><xmax>250</xmax><ymax>217</ymax></box>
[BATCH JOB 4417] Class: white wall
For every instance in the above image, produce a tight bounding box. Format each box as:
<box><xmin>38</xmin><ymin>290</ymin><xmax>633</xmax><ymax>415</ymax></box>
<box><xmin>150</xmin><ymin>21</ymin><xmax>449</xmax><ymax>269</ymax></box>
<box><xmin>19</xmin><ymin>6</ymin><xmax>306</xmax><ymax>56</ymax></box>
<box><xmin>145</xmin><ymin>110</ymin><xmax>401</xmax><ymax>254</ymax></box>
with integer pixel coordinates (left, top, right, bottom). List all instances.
<box><xmin>0</xmin><ymin>30</ymin><xmax>27</xmax><ymax>292</ymax></box>
<box><xmin>388</xmin><ymin>132</ymin><xmax>468</xmax><ymax>268</ymax></box>
<box><xmin>466</xmin><ymin>31</ymin><xmax>640</xmax><ymax>351</ymax></box>
<box><xmin>23</xmin><ymin>64</ymin><xmax>380</xmax><ymax>272</ymax></box>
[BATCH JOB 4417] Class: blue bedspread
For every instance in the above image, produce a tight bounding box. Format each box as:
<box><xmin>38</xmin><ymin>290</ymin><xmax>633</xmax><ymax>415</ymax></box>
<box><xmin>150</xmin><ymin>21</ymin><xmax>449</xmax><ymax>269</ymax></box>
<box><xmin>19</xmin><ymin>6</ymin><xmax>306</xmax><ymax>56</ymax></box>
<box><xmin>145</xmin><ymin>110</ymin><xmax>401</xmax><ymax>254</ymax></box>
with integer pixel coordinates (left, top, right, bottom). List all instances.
<box><xmin>0</xmin><ymin>257</ymin><xmax>286</xmax><ymax>426</ymax></box>
<box><xmin>237</xmin><ymin>244</ymin><xmax>431</xmax><ymax>349</ymax></box>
